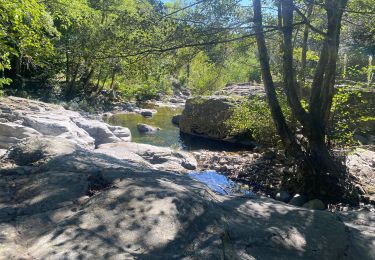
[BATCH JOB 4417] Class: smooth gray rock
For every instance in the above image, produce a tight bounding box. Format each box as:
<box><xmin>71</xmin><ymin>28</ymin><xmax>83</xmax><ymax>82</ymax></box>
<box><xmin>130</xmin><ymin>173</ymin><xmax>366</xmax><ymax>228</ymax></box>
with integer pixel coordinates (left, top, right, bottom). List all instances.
<box><xmin>73</xmin><ymin>117</ymin><xmax>121</xmax><ymax>146</ymax></box>
<box><xmin>303</xmin><ymin>199</ymin><xmax>325</xmax><ymax>210</ymax></box>
<box><xmin>0</xmin><ymin>96</ymin><xmax>133</xmax><ymax>149</ymax></box>
<box><xmin>0</xmin><ymin>149</ymin><xmax>7</xmax><ymax>158</ymax></box>
<box><xmin>96</xmin><ymin>142</ymin><xmax>197</xmax><ymax>172</ymax></box>
<box><xmin>139</xmin><ymin>109</ymin><xmax>156</xmax><ymax>117</ymax></box>
<box><xmin>289</xmin><ymin>194</ymin><xmax>307</xmax><ymax>207</ymax></box>
<box><xmin>346</xmin><ymin>148</ymin><xmax>375</xmax><ymax>202</ymax></box>
<box><xmin>137</xmin><ymin>123</ymin><xmax>159</xmax><ymax>133</ymax></box>
<box><xmin>0</xmin><ymin>96</ymin><xmax>95</xmax><ymax>149</ymax></box>
<box><xmin>4</xmin><ymin>136</ymin><xmax>79</xmax><ymax>166</ymax></box>
<box><xmin>107</xmin><ymin>125</ymin><xmax>131</xmax><ymax>142</ymax></box>
<box><xmin>1</xmin><ymin>148</ymin><xmax>374</xmax><ymax>259</ymax></box>
<box><xmin>0</xmin><ymin>122</ymin><xmax>42</xmax><ymax>149</ymax></box>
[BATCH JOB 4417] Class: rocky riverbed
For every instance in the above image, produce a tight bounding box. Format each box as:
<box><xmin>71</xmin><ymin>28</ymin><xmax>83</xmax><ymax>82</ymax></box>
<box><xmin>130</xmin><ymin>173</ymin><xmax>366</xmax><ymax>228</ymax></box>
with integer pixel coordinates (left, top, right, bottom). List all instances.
<box><xmin>194</xmin><ymin>148</ymin><xmax>375</xmax><ymax>210</ymax></box>
<box><xmin>1</xmin><ymin>96</ymin><xmax>375</xmax><ymax>259</ymax></box>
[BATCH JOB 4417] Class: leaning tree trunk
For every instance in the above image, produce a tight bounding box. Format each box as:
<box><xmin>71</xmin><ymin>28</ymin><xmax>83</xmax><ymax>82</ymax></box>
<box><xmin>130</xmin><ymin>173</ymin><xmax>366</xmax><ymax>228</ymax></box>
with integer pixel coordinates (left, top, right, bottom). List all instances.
<box><xmin>252</xmin><ymin>0</ymin><xmax>355</xmax><ymax>202</ymax></box>
<box><xmin>300</xmin><ymin>4</ymin><xmax>313</xmax><ymax>87</ymax></box>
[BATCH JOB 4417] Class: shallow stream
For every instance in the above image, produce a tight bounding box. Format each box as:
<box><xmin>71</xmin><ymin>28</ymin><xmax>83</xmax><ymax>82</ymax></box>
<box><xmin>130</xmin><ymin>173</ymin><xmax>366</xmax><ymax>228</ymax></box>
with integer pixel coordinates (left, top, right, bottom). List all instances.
<box><xmin>107</xmin><ymin>105</ymin><xmax>253</xmax><ymax>151</ymax></box>
<box><xmin>108</xmin><ymin>106</ymin><xmax>183</xmax><ymax>148</ymax></box>
<box><xmin>107</xmin><ymin>105</ymin><xmax>256</xmax><ymax>195</ymax></box>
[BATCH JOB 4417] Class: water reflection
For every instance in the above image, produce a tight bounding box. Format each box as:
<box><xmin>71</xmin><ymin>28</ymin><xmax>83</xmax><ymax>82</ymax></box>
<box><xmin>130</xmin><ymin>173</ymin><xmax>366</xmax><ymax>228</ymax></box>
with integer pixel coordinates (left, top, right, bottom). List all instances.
<box><xmin>189</xmin><ymin>170</ymin><xmax>256</xmax><ymax>197</ymax></box>
<box><xmin>108</xmin><ymin>106</ymin><xmax>183</xmax><ymax>148</ymax></box>
<box><xmin>107</xmin><ymin>106</ymin><xmax>254</xmax><ymax>151</ymax></box>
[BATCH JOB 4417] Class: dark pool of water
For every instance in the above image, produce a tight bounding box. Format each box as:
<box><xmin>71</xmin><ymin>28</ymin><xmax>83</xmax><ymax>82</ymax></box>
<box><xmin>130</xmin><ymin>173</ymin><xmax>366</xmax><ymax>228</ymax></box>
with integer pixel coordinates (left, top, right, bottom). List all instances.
<box><xmin>189</xmin><ymin>170</ymin><xmax>256</xmax><ymax>196</ymax></box>
<box><xmin>107</xmin><ymin>106</ymin><xmax>254</xmax><ymax>151</ymax></box>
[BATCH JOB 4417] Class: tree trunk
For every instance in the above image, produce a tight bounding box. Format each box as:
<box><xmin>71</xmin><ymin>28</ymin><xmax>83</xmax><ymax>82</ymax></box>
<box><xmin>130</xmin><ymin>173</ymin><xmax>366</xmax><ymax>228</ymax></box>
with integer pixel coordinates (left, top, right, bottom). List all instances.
<box><xmin>253</xmin><ymin>0</ymin><xmax>305</xmax><ymax>161</ymax></box>
<box><xmin>81</xmin><ymin>67</ymin><xmax>94</xmax><ymax>91</ymax></box>
<box><xmin>109</xmin><ymin>71</ymin><xmax>116</xmax><ymax>100</ymax></box>
<box><xmin>253</xmin><ymin>0</ymin><xmax>355</xmax><ymax>202</ymax></box>
<box><xmin>300</xmin><ymin>4</ymin><xmax>313</xmax><ymax>87</ymax></box>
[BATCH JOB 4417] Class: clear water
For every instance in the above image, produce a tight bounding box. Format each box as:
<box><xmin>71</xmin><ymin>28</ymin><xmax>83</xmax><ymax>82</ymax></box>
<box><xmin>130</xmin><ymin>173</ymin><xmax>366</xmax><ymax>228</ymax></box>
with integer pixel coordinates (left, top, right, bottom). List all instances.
<box><xmin>107</xmin><ymin>106</ymin><xmax>183</xmax><ymax>148</ymax></box>
<box><xmin>107</xmin><ymin>106</ymin><xmax>254</xmax><ymax>151</ymax></box>
<box><xmin>189</xmin><ymin>170</ymin><xmax>256</xmax><ymax>196</ymax></box>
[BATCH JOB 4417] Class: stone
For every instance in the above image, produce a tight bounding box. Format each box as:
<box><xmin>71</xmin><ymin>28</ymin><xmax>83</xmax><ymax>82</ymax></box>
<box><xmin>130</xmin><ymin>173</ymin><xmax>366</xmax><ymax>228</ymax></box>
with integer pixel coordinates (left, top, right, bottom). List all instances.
<box><xmin>0</xmin><ymin>122</ymin><xmax>42</xmax><ymax>149</ymax></box>
<box><xmin>303</xmin><ymin>199</ymin><xmax>326</xmax><ymax>210</ymax></box>
<box><xmin>107</xmin><ymin>125</ymin><xmax>131</xmax><ymax>142</ymax></box>
<box><xmin>0</xmin><ymin>149</ymin><xmax>7</xmax><ymax>157</ymax></box>
<box><xmin>1</xmin><ymin>96</ymin><xmax>375</xmax><ymax>259</ymax></box>
<box><xmin>179</xmin><ymin>96</ymin><xmax>240</xmax><ymax>140</ymax></box>
<box><xmin>1</xmin><ymin>147</ymin><xmax>374</xmax><ymax>259</ymax></box>
<box><xmin>140</xmin><ymin>109</ymin><xmax>156</xmax><ymax>117</ymax></box>
<box><xmin>275</xmin><ymin>191</ymin><xmax>291</xmax><ymax>203</ymax></box>
<box><xmin>170</xmin><ymin>97</ymin><xmax>184</xmax><ymax>103</ymax></box>
<box><xmin>171</xmin><ymin>114</ymin><xmax>181</xmax><ymax>126</ymax></box>
<box><xmin>102</xmin><ymin>112</ymin><xmax>112</xmax><ymax>120</ymax></box>
<box><xmin>289</xmin><ymin>194</ymin><xmax>307</xmax><ymax>207</ymax></box>
<box><xmin>355</xmin><ymin>184</ymin><xmax>366</xmax><ymax>195</ymax></box>
<box><xmin>73</xmin><ymin>118</ymin><xmax>121</xmax><ymax>146</ymax></box>
<box><xmin>214</xmin><ymin>83</ymin><xmax>265</xmax><ymax>97</ymax></box>
<box><xmin>137</xmin><ymin>123</ymin><xmax>159</xmax><ymax>133</ymax></box>
<box><xmin>4</xmin><ymin>136</ymin><xmax>79</xmax><ymax>166</ymax></box>
<box><xmin>96</xmin><ymin>142</ymin><xmax>197</xmax><ymax>172</ymax></box>
<box><xmin>347</xmin><ymin>148</ymin><xmax>375</xmax><ymax>195</ymax></box>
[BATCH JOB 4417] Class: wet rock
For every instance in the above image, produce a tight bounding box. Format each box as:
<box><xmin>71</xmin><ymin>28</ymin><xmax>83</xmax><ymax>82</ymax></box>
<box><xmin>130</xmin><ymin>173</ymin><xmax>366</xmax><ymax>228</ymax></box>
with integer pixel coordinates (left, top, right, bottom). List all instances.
<box><xmin>275</xmin><ymin>191</ymin><xmax>291</xmax><ymax>203</ymax></box>
<box><xmin>303</xmin><ymin>199</ymin><xmax>325</xmax><ymax>210</ymax></box>
<box><xmin>137</xmin><ymin>123</ymin><xmax>159</xmax><ymax>133</ymax></box>
<box><xmin>139</xmin><ymin>109</ymin><xmax>156</xmax><ymax>117</ymax></box>
<box><xmin>171</xmin><ymin>115</ymin><xmax>181</xmax><ymax>126</ymax></box>
<box><xmin>289</xmin><ymin>194</ymin><xmax>307</xmax><ymax>207</ymax></box>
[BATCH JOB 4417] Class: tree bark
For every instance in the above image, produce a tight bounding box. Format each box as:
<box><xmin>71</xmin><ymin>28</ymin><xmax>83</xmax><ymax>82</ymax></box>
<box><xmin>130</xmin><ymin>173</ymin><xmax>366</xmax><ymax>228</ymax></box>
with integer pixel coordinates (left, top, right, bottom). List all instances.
<box><xmin>300</xmin><ymin>4</ymin><xmax>313</xmax><ymax>86</ymax></box>
<box><xmin>253</xmin><ymin>0</ymin><xmax>354</xmax><ymax>202</ymax></box>
<box><xmin>253</xmin><ymin>0</ymin><xmax>305</xmax><ymax>162</ymax></box>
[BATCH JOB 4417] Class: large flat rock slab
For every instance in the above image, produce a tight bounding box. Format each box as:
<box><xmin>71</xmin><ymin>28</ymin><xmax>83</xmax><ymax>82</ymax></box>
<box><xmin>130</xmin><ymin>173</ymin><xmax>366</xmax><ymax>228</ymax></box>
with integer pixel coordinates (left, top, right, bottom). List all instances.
<box><xmin>0</xmin><ymin>148</ymin><xmax>374</xmax><ymax>259</ymax></box>
<box><xmin>95</xmin><ymin>142</ymin><xmax>197</xmax><ymax>172</ymax></box>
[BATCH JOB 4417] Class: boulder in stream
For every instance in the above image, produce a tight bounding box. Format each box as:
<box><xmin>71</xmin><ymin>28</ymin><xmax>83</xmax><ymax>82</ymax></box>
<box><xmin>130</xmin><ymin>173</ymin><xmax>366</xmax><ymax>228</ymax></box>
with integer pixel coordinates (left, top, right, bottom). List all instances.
<box><xmin>137</xmin><ymin>123</ymin><xmax>160</xmax><ymax>133</ymax></box>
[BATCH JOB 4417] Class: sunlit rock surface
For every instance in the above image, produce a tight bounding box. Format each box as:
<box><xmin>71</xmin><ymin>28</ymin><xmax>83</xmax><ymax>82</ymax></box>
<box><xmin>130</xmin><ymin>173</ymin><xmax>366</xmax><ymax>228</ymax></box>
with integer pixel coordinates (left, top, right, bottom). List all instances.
<box><xmin>0</xmin><ymin>96</ymin><xmax>374</xmax><ymax>259</ymax></box>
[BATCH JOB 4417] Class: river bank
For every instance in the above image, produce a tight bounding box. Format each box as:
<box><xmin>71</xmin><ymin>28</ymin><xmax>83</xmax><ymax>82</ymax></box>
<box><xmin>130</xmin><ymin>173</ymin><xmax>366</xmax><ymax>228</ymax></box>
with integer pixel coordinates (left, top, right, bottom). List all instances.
<box><xmin>0</xmin><ymin>96</ymin><xmax>374</xmax><ymax>259</ymax></box>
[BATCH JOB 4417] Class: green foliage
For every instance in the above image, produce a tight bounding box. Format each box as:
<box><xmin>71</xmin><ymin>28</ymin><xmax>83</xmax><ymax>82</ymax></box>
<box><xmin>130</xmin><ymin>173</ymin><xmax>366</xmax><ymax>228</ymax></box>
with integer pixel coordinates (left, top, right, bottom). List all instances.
<box><xmin>222</xmin><ymin>45</ymin><xmax>261</xmax><ymax>84</ymax></box>
<box><xmin>0</xmin><ymin>0</ymin><xmax>56</xmax><ymax>88</ymax></box>
<box><xmin>187</xmin><ymin>52</ymin><xmax>226</xmax><ymax>96</ymax></box>
<box><xmin>329</xmin><ymin>84</ymin><xmax>374</xmax><ymax>147</ymax></box>
<box><xmin>226</xmin><ymin>93</ymin><xmax>292</xmax><ymax>146</ymax></box>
